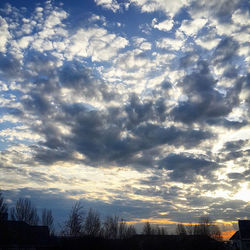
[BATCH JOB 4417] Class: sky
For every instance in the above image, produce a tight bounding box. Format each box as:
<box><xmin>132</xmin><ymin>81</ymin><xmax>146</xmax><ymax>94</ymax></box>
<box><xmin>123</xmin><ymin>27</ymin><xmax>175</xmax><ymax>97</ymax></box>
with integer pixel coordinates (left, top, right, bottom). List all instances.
<box><xmin>0</xmin><ymin>0</ymin><xmax>249</xmax><ymax>238</ymax></box>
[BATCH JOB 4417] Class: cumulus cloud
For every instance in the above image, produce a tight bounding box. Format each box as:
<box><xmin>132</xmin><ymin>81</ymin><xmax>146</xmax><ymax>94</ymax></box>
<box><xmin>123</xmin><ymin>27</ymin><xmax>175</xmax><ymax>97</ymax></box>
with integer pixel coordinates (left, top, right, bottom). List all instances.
<box><xmin>152</xmin><ymin>18</ymin><xmax>174</xmax><ymax>32</ymax></box>
<box><xmin>171</xmin><ymin>60</ymin><xmax>243</xmax><ymax>126</ymax></box>
<box><xmin>0</xmin><ymin>0</ymin><xmax>249</xmax><ymax>231</ymax></box>
<box><xmin>159</xmin><ymin>153</ymin><xmax>219</xmax><ymax>183</ymax></box>
<box><xmin>66</xmin><ymin>27</ymin><xmax>128</xmax><ymax>61</ymax></box>
<box><xmin>0</xmin><ymin>16</ymin><xmax>10</xmax><ymax>53</ymax></box>
<box><xmin>179</xmin><ymin>18</ymin><xmax>207</xmax><ymax>37</ymax></box>
<box><xmin>130</xmin><ymin>0</ymin><xmax>189</xmax><ymax>17</ymax></box>
<box><xmin>156</xmin><ymin>37</ymin><xmax>184</xmax><ymax>51</ymax></box>
<box><xmin>94</xmin><ymin>0</ymin><xmax>120</xmax><ymax>12</ymax></box>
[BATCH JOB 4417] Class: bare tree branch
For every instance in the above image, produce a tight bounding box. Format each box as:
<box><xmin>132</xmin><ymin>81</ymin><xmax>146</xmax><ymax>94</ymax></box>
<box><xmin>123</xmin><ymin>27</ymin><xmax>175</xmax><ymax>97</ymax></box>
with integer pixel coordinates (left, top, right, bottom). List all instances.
<box><xmin>0</xmin><ymin>192</ymin><xmax>8</xmax><ymax>221</ymax></box>
<box><xmin>62</xmin><ymin>201</ymin><xmax>84</xmax><ymax>237</ymax></box>
<box><xmin>42</xmin><ymin>208</ymin><xmax>55</xmax><ymax>235</ymax></box>
<box><xmin>10</xmin><ymin>198</ymin><xmax>39</xmax><ymax>225</ymax></box>
<box><xmin>84</xmin><ymin>208</ymin><xmax>101</xmax><ymax>237</ymax></box>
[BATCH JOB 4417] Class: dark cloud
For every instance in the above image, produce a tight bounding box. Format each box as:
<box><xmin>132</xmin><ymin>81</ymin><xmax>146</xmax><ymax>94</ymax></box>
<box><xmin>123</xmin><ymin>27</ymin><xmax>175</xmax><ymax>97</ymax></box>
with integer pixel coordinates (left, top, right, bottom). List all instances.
<box><xmin>59</xmin><ymin>62</ymin><xmax>99</xmax><ymax>98</ymax></box>
<box><xmin>24</xmin><ymin>68</ymin><xmax>212</xmax><ymax>167</ymax></box>
<box><xmin>179</xmin><ymin>53</ymin><xmax>198</xmax><ymax>68</ymax></box>
<box><xmin>124</xmin><ymin>94</ymin><xmax>167</xmax><ymax>128</ymax></box>
<box><xmin>22</xmin><ymin>92</ymin><xmax>52</xmax><ymax>115</ymax></box>
<box><xmin>223</xmin><ymin>139</ymin><xmax>248</xmax><ymax>151</ymax></box>
<box><xmin>171</xmin><ymin>60</ymin><xmax>241</xmax><ymax>125</ymax></box>
<box><xmin>219</xmin><ymin>138</ymin><xmax>250</xmax><ymax>163</ymax></box>
<box><xmin>201</xmin><ymin>183</ymin><xmax>233</xmax><ymax>192</ymax></box>
<box><xmin>227</xmin><ymin>167</ymin><xmax>250</xmax><ymax>181</ymax></box>
<box><xmin>241</xmin><ymin>73</ymin><xmax>250</xmax><ymax>115</ymax></box>
<box><xmin>206</xmin><ymin>118</ymin><xmax>247</xmax><ymax>129</ymax></box>
<box><xmin>133</xmin><ymin>123</ymin><xmax>212</xmax><ymax>149</ymax></box>
<box><xmin>190</xmin><ymin>0</ymin><xmax>241</xmax><ymax>23</ymax></box>
<box><xmin>0</xmin><ymin>53</ymin><xmax>21</xmax><ymax>79</ymax></box>
<box><xmin>33</xmin><ymin>146</ymin><xmax>73</xmax><ymax>165</ymax></box>
<box><xmin>159</xmin><ymin>153</ymin><xmax>219</xmax><ymax>183</ymax></box>
<box><xmin>212</xmin><ymin>37</ymin><xmax>239</xmax><ymax>66</ymax></box>
<box><xmin>227</xmin><ymin>172</ymin><xmax>244</xmax><ymax>179</ymax></box>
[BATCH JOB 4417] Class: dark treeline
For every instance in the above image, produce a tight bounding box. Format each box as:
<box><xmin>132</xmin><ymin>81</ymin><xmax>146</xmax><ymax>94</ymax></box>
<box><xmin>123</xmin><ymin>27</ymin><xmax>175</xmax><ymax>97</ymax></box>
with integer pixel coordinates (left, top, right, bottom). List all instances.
<box><xmin>1</xmin><ymin>194</ymin><xmax>138</xmax><ymax>238</ymax></box>
<box><xmin>0</xmin><ymin>192</ymin><xmax>228</xmax><ymax>249</ymax></box>
<box><xmin>59</xmin><ymin>201</ymin><xmax>138</xmax><ymax>239</ymax></box>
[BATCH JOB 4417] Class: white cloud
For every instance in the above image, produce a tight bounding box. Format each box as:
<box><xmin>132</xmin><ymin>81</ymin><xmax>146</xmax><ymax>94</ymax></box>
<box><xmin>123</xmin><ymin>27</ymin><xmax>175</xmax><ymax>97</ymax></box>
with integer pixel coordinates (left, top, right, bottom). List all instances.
<box><xmin>35</xmin><ymin>7</ymin><xmax>43</xmax><ymax>12</ymax></box>
<box><xmin>94</xmin><ymin>0</ymin><xmax>120</xmax><ymax>12</ymax></box>
<box><xmin>133</xmin><ymin>37</ymin><xmax>152</xmax><ymax>50</ymax></box>
<box><xmin>44</xmin><ymin>10</ymin><xmax>68</xmax><ymax>28</ymax></box>
<box><xmin>152</xmin><ymin>18</ymin><xmax>174</xmax><ymax>32</ymax></box>
<box><xmin>1</xmin><ymin>3</ymin><xmax>127</xmax><ymax>63</ymax></box>
<box><xmin>0</xmin><ymin>126</ymin><xmax>42</xmax><ymax>142</ymax></box>
<box><xmin>21</xmin><ymin>21</ymin><xmax>36</xmax><ymax>35</ymax></box>
<box><xmin>89</xmin><ymin>14</ymin><xmax>106</xmax><ymax>24</ymax></box>
<box><xmin>156</xmin><ymin>37</ymin><xmax>184</xmax><ymax>51</ymax></box>
<box><xmin>196</xmin><ymin>38</ymin><xmax>221</xmax><ymax>50</ymax></box>
<box><xmin>116</xmin><ymin>50</ymin><xmax>150</xmax><ymax>70</ymax></box>
<box><xmin>232</xmin><ymin>9</ymin><xmax>250</xmax><ymax>26</ymax></box>
<box><xmin>0</xmin><ymin>81</ymin><xmax>8</xmax><ymax>91</ymax></box>
<box><xmin>233</xmin><ymin>31</ymin><xmax>250</xmax><ymax>44</ymax></box>
<box><xmin>130</xmin><ymin>0</ymin><xmax>189</xmax><ymax>18</ymax></box>
<box><xmin>0</xmin><ymin>17</ymin><xmax>11</xmax><ymax>53</ymax></box>
<box><xmin>211</xmin><ymin>19</ymin><xmax>238</xmax><ymax>36</ymax></box>
<box><xmin>140</xmin><ymin>42</ymin><xmax>152</xmax><ymax>50</ymax></box>
<box><xmin>179</xmin><ymin>18</ymin><xmax>207</xmax><ymax>37</ymax></box>
<box><xmin>1</xmin><ymin>5</ymin><xmax>69</xmax><ymax>59</ymax></box>
<box><xmin>17</xmin><ymin>36</ymin><xmax>34</xmax><ymax>49</ymax></box>
<box><xmin>66</xmin><ymin>28</ymin><xmax>128</xmax><ymax>62</ymax></box>
<box><xmin>195</xmin><ymin>28</ymin><xmax>221</xmax><ymax>50</ymax></box>
<box><xmin>210</xmin><ymin>16</ymin><xmax>249</xmax><ymax>45</ymax></box>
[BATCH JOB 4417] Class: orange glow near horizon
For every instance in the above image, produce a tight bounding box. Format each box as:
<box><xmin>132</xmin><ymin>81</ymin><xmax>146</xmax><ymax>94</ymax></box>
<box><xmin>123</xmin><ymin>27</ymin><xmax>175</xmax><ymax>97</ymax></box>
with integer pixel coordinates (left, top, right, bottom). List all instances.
<box><xmin>126</xmin><ymin>218</ymin><xmax>206</xmax><ymax>226</ymax></box>
<box><xmin>221</xmin><ymin>230</ymin><xmax>236</xmax><ymax>241</ymax></box>
<box><xmin>125</xmin><ymin>218</ymin><xmax>237</xmax><ymax>241</ymax></box>
<box><xmin>126</xmin><ymin>218</ymin><xmax>178</xmax><ymax>225</ymax></box>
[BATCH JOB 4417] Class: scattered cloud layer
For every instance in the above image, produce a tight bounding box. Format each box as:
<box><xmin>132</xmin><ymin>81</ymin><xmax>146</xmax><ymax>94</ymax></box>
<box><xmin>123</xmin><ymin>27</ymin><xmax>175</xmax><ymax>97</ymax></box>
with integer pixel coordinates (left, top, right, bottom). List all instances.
<box><xmin>0</xmin><ymin>0</ymin><xmax>249</xmax><ymax>234</ymax></box>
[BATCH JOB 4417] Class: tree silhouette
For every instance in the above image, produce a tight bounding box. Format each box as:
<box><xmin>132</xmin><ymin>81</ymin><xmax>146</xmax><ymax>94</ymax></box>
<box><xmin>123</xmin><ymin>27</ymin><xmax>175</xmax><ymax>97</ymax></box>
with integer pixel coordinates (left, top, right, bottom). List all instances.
<box><xmin>142</xmin><ymin>222</ymin><xmax>167</xmax><ymax>235</ymax></box>
<box><xmin>209</xmin><ymin>224</ymin><xmax>223</xmax><ymax>241</ymax></box>
<box><xmin>10</xmin><ymin>198</ymin><xmax>39</xmax><ymax>225</ymax></box>
<box><xmin>160</xmin><ymin>227</ymin><xmax>167</xmax><ymax>235</ymax></box>
<box><xmin>176</xmin><ymin>223</ymin><xmax>187</xmax><ymax>236</ymax></box>
<box><xmin>142</xmin><ymin>222</ymin><xmax>152</xmax><ymax>235</ymax></box>
<box><xmin>126</xmin><ymin>224</ymin><xmax>137</xmax><ymax>238</ymax></box>
<box><xmin>62</xmin><ymin>201</ymin><xmax>84</xmax><ymax>237</ymax></box>
<box><xmin>186</xmin><ymin>223</ymin><xmax>195</xmax><ymax>235</ymax></box>
<box><xmin>194</xmin><ymin>216</ymin><xmax>212</xmax><ymax>236</ymax></box>
<box><xmin>42</xmin><ymin>208</ymin><xmax>54</xmax><ymax>235</ymax></box>
<box><xmin>0</xmin><ymin>191</ymin><xmax>8</xmax><ymax>221</ymax></box>
<box><xmin>83</xmin><ymin>208</ymin><xmax>101</xmax><ymax>237</ymax></box>
<box><xmin>118</xmin><ymin>219</ymin><xmax>127</xmax><ymax>239</ymax></box>
<box><xmin>118</xmin><ymin>219</ymin><xmax>137</xmax><ymax>239</ymax></box>
<box><xmin>102</xmin><ymin>215</ymin><xmax>119</xmax><ymax>239</ymax></box>
<box><xmin>178</xmin><ymin>216</ymin><xmax>222</xmax><ymax>241</ymax></box>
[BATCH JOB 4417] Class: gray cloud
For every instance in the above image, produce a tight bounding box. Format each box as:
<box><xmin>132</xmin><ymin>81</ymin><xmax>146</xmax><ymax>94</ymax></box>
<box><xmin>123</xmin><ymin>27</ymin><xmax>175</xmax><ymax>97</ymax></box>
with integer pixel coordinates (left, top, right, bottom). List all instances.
<box><xmin>190</xmin><ymin>0</ymin><xmax>241</xmax><ymax>23</ymax></box>
<box><xmin>0</xmin><ymin>53</ymin><xmax>21</xmax><ymax>79</ymax></box>
<box><xmin>171</xmin><ymin>60</ymin><xmax>242</xmax><ymax>126</ymax></box>
<box><xmin>159</xmin><ymin>153</ymin><xmax>219</xmax><ymax>183</ymax></box>
<box><xmin>212</xmin><ymin>38</ymin><xmax>239</xmax><ymax>66</ymax></box>
<box><xmin>223</xmin><ymin>139</ymin><xmax>248</xmax><ymax>151</ymax></box>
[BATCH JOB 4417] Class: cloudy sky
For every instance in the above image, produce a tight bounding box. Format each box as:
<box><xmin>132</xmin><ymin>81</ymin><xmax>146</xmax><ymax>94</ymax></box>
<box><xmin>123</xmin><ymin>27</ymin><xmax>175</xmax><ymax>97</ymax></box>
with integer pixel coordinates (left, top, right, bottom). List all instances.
<box><xmin>0</xmin><ymin>0</ymin><xmax>249</xmax><ymax>238</ymax></box>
